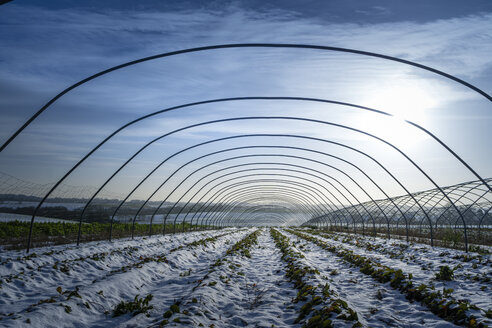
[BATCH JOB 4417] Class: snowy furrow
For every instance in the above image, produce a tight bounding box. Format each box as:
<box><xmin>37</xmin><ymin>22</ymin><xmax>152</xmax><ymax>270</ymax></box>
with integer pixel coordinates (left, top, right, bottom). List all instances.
<box><xmin>271</xmin><ymin>229</ymin><xmax>361</xmax><ymax>327</ymax></box>
<box><xmin>0</xmin><ymin>228</ymin><xmax>250</xmax><ymax>326</ymax></box>
<box><xmin>169</xmin><ymin>230</ymin><xmax>299</xmax><ymax>327</ymax></box>
<box><xmin>0</xmin><ymin>228</ymin><xmax>238</xmax><ymax>273</ymax></box>
<box><xmin>325</xmin><ymin>230</ymin><xmax>491</xmax><ymax>279</ymax></box>
<box><xmin>0</xmin><ymin>229</ymin><xmax>239</xmax><ymax>314</ymax></box>
<box><xmin>301</xmin><ymin>229</ymin><xmax>492</xmax><ymax>315</ymax></box>
<box><xmin>281</xmin><ymin>229</ymin><xmax>459</xmax><ymax>328</ymax></box>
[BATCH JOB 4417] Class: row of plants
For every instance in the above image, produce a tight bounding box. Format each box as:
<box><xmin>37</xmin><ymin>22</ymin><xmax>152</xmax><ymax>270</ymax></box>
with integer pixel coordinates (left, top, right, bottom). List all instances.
<box><xmin>70</xmin><ymin>230</ymin><xmax>242</xmax><ymax>276</ymax></box>
<box><xmin>159</xmin><ymin>229</ymin><xmax>262</xmax><ymax>326</ymax></box>
<box><xmin>99</xmin><ymin>230</ymin><xmax>254</xmax><ymax>320</ymax></box>
<box><xmin>270</xmin><ymin>228</ymin><xmax>362</xmax><ymax>328</ymax></box>
<box><xmin>321</xmin><ymin>225</ymin><xmax>492</xmax><ymax>249</ymax></box>
<box><xmin>225</xmin><ymin>229</ymin><xmax>262</xmax><ymax>258</ymax></box>
<box><xmin>0</xmin><ymin>230</ymin><xmax>241</xmax><ymax>322</ymax></box>
<box><xmin>289</xmin><ymin>229</ymin><xmax>489</xmax><ymax>327</ymax></box>
<box><xmin>0</xmin><ymin>220</ymin><xmax>207</xmax><ymax>249</ymax></box>
<box><xmin>169</xmin><ymin>229</ymin><xmax>245</xmax><ymax>253</ymax></box>
<box><xmin>1</xmin><ymin>228</ymin><xmax>238</xmax><ymax>288</ymax></box>
<box><xmin>310</xmin><ymin>229</ymin><xmax>491</xmax><ymax>284</ymax></box>
<box><xmin>323</xmin><ymin>229</ymin><xmax>492</xmax><ymax>259</ymax></box>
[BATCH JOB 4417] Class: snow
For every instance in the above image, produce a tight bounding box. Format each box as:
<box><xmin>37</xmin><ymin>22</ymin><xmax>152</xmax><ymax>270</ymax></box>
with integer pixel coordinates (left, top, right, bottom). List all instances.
<box><xmin>0</xmin><ymin>202</ymin><xmax>85</xmax><ymax>210</ymax></box>
<box><xmin>0</xmin><ymin>227</ymin><xmax>490</xmax><ymax>327</ymax></box>
<box><xmin>0</xmin><ymin>213</ymin><xmax>76</xmax><ymax>223</ymax></box>
<box><xmin>291</xmin><ymin>228</ymin><xmax>492</xmax><ymax>325</ymax></box>
<box><xmin>280</xmin><ymin>229</ymin><xmax>459</xmax><ymax>327</ymax></box>
<box><xmin>172</xmin><ymin>231</ymin><xmax>300</xmax><ymax>327</ymax></box>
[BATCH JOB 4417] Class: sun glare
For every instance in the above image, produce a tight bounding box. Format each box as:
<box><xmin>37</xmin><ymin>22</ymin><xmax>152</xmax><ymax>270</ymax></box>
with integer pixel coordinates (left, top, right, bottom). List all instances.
<box><xmin>359</xmin><ymin>85</ymin><xmax>437</xmax><ymax>148</ymax></box>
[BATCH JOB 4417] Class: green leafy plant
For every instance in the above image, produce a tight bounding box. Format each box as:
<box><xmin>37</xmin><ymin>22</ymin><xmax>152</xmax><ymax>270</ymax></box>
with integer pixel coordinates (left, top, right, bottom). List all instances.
<box><xmin>435</xmin><ymin>265</ymin><xmax>454</xmax><ymax>281</ymax></box>
<box><xmin>113</xmin><ymin>294</ymin><xmax>153</xmax><ymax>317</ymax></box>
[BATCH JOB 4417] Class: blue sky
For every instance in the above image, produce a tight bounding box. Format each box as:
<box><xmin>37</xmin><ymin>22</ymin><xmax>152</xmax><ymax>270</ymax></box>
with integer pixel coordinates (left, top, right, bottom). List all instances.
<box><xmin>0</xmin><ymin>0</ymin><xmax>490</xmax><ymax>204</ymax></box>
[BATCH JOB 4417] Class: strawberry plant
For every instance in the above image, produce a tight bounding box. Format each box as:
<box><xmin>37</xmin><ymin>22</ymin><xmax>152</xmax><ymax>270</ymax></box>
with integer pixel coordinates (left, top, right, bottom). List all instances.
<box><xmin>113</xmin><ymin>294</ymin><xmax>153</xmax><ymax>317</ymax></box>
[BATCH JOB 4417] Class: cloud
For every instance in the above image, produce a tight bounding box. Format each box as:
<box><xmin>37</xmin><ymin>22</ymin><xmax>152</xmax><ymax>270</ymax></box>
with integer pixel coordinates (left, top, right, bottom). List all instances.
<box><xmin>0</xmin><ymin>3</ymin><xmax>490</xmax><ymax>199</ymax></box>
<box><xmin>355</xmin><ymin>6</ymin><xmax>391</xmax><ymax>16</ymax></box>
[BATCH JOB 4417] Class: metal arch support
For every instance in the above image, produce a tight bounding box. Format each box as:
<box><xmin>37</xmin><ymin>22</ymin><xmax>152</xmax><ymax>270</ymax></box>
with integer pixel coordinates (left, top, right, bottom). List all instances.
<box><xmin>88</xmin><ymin>133</ymin><xmax>408</xmax><ymax>241</ymax></box>
<box><xmin>203</xmin><ymin>180</ymin><xmax>362</xmax><ymax>230</ymax></box>
<box><xmin>134</xmin><ymin>155</ymin><xmax>352</xmax><ymax>237</ymax></box>
<box><xmin>162</xmin><ymin>162</ymin><xmax>371</xmax><ymax>233</ymax></box>
<box><xmin>195</xmin><ymin>178</ymin><xmax>336</xmax><ymax>229</ymax></box>
<box><xmin>105</xmin><ymin>113</ymin><xmax>436</xmax><ymax>242</ymax></box>
<box><xmin>19</xmin><ymin>84</ymin><xmax>488</xmax><ymax>250</ymax></box>
<box><xmin>165</xmin><ymin>165</ymin><xmax>357</xmax><ymax>232</ymax></box>
<box><xmin>175</xmin><ymin>163</ymin><xmax>345</xmax><ymax>230</ymax></box>
<box><xmin>3</xmin><ymin>42</ymin><xmax>490</xmax><ymax>153</ymax></box>
<box><xmin>189</xmin><ymin>184</ymin><xmax>336</xmax><ymax>231</ymax></box>
<box><xmin>198</xmin><ymin>186</ymin><xmax>325</xmax><ymax>229</ymax></box>
<box><xmin>26</xmin><ymin>97</ymin><xmax>492</xmax><ymax>246</ymax></box>
<box><xmin>26</xmin><ymin>115</ymin><xmax>469</xmax><ymax>251</ymax></box>
<box><xmin>196</xmin><ymin>176</ymin><xmax>337</xmax><ymax>224</ymax></box>
<box><xmin>187</xmin><ymin>185</ymin><xmax>337</xmax><ymax>230</ymax></box>
<box><xmin>202</xmin><ymin>185</ymin><xmax>329</xmax><ymax>224</ymax></box>
<box><xmin>76</xmin><ymin>134</ymin><xmax>387</xmax><ymax>241</ymax></box>
<box><xmin>231</xmin><ymin>207</ymin><xmax>293</xmax><ymax>227</ymax></box>
<box><xmin>211</xmin><ymin>195</ymin><xmax>312</xmax><ymax>226</ymax></box>
<box><xmin>171</xmin><ymin>166</ymin><xmax>345</xmax><ymax>232</ymax></box>
<box><xmin>218</xmin><ymin>202</ymin><xmax>301</xmax><ymax>227</ymax></box>
<box><xmin>211</xmin><ymin>194</ymin><xmax>317</xmax><ymax>227</ymax></box>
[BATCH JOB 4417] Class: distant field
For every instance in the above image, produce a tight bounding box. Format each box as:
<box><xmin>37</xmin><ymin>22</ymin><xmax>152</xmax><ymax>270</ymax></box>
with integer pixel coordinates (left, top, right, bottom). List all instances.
<box><xmin>0</xmin><ymin>220</ymin><xmax>201</xmax><ymax>250</ymax></box>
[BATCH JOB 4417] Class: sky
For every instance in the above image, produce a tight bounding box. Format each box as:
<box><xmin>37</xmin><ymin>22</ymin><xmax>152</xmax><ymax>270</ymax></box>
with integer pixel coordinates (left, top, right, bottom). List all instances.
<box><xmin>0</xmin><ymin>0</ymin><xmax>491</xmax><ymax>208</ymax></box>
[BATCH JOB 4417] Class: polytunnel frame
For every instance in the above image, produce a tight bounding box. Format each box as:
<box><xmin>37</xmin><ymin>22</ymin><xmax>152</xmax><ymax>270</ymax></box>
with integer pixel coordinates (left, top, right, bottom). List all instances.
<box><xmin>1</xmin><ymin>44</ymin><xmax>486</xmax><ymax>252</ymax></box>
<box><xmin>214</xmin><ymin>197</ymin><xmax>310</xmax><ymax>227</ymax></box>
<box><xmin>190</xmin><ymin>185</ymin><xmax>341</xmax><ymax>230</ymax></box>
<box><xmin>28</xmin><ymin>95</ymin><xmax>486</xmax><ymax>237</ymax></box>
<box><xmin>211</xmin><ymin>196</ymin><xmax>310</xmax><ymax>227</ymax></box>
<box><xmin>305</xmin><ymin>178</ymin><xmax>492</xmax><ymax>246</ymax></box>
<box><xmin>112</xmin><ymin>149</ymin><xmax>365</xmax><ymax>240</ymax></box>
<box><xmin>191</xmin><ymin>180</ymin><xmax>340</xmax><ymax>229</ymax></box>
<box><xmin>203</xmin><ymin>185</ymin><xmax>345</xmax><ymax>229</ymax></box>
<box><xmin>236</xmin><ymin>208</ymin><xmax>293</xmax><ymax>227</ymax></box>
<box><xmin>172</xmin><ymin>182</ymin><xmax>335</xmax><ymax>231</ymax></box>
<box><xmin>34</xmin><ymin>100</ymin><xmax>428</xmax><ymax>249</ymax></box>
<box><xmin>166</xmin><ymin>162</ymin><xmax>369</xmax><ymax>232</ymax></box>
<box><xmin>161</xmin><ymin>165</ymin><xmax>343</xmax><ymax>227</ymax></box>
<box><xmin>198</xmin><ymin>178</ymin><xmax>384</xmax><ymax>231</ymax></box>
<box><xmin>95</xmin><ymin>114</ymin><xmax>463</xmax><ymax>248</ymax></box>
<box><xmin>207</xmin><ymin>187</ymin><xmax>352</xmax><ymax>231</ymax></box>
<box><xmin>148</xmin><ymin>156</ymin><xmax>375</xmax><ymax>233</ymax></box>
<box><xmin>389</xmin><ymin>180</ymin><xmax>492</xmax><ymax>235</ymax></box>
<box><xmin>75</xmin><ymin>122</ymin><xmax>409</xmax><ymax>243</ymax></box>
<box><xmin>128</xmin><ymin>135</ymin><xmax>415</xmax><ymax>241</ymax></box>
<box><xmin>217</xmin><ymin>194</ymin><xmax>318</xmax><ymax>222</ymax></box>
<box><xmin>25</xmin><ymin>114</ymin><xmax>471</xmax><ymax>251</ymax></box>
<box><xmin>433</xmin><ymin>182</ymin><xmax>490</xmax><ymax>228</ymax></box>
<box><xmin>166</xmin><ymin>161</ymin><xmax>350</xmax><ymax>223</ymax></box>
<box><xmin>233</xmin><ymin>203</ymin><xmax>314</xmax><ymax>227</ymax></box>
<box><xmin>181</xmin><ymin>175</ymin><xmax>342</xmax><ymax>229</ymax></box>
<box><xmin>108</xmin><ymin>136</ymin><xmax>406</xmax><ymax>237</ymax></box>
<box><xmin>162</xmin><ymin>163</ymin><xmax>379</xmax><ymax>235</ymax></box>
<box><xmin>156</xmin><ymin>138</ymin><xmax>413</xmax><ymax>238</ymax></box>
<box><xmin>78</xmin><ymin>131</ymin><xmax>411</xmax><ymax>245</ymax></box>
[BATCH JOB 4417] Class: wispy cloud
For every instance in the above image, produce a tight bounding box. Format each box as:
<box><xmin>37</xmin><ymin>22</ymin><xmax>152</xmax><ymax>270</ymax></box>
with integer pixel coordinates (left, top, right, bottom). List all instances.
<box><xmin>0</xmin><ymin>3</ymin><xmax>490</xmax><ymax>196</ymax></box>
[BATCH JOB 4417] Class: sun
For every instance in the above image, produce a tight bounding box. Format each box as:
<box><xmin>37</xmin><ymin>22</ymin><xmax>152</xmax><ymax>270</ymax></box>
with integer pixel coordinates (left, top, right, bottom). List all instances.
<box><xmin>358</xmin><ymin>84</ymin><xmax>437</xmax><ymax>148</ymax></box>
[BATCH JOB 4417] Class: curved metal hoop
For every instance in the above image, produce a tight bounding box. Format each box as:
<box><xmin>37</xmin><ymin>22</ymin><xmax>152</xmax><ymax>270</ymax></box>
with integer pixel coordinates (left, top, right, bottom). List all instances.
<box><xmin>2</xmin><ymin>43</ymin><xmax>490</xmax><ymax>152</ymax></box>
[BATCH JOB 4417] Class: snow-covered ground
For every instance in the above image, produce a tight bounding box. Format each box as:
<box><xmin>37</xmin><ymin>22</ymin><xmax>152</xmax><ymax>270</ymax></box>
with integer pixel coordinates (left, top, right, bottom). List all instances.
<box><xmin>280</xmin><ymin>229</ymin><xmax>457</xmax><ymax>327</ymax></box>
<box><xmin>0</xmin><ymin>227</ymin><xmax>490</xmax><ymax>327</ymax></box>
<box><xmin>0</xmin><ymin>213</ymin><xmax>76</xmax><ymax>223</ymax></box>
<box><xmin>300</xmin><ymin>229</ymin><xmax>492</xmax><ymax>308</ymax></box>
<box><xmin>290</xmin><ymin>228</ymin><xmax>492</xmax><ymax>326</ymax></box>
<box><xmin>0</xmin><ymin>202</ymin><xmax>85</xmax><ymax>210</ymax></box>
